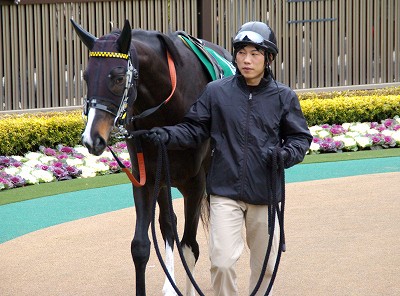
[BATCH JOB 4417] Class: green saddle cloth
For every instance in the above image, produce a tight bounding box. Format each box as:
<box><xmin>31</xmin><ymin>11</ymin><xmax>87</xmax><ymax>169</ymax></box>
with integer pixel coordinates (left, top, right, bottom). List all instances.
<box><xmin>178</xmin><ymin>34</ymin><xmax>236</xmax><ymax>81</ymax></box>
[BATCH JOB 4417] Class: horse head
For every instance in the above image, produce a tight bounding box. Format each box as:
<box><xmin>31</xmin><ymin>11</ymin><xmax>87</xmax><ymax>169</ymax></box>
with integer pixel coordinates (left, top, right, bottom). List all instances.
<box><xmin>71</xmin><ymin>19</ymin><xmax>138</xmax><ymax>156</ymax></box>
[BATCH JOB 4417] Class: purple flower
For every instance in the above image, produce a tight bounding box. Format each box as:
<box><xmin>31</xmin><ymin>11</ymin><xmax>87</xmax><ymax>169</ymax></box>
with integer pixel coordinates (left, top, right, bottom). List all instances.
<box><xmin>108</xmin><ymin>160</ymin><xmax>120</xmax><ymax>171</ymax></box>
<box><xmin>376</xmin><ymin>124</ymin><xmax>386</xmax><ymax>132</ymax></box>
<box><xmin>334</xmin><ymin>141</ymin><xmax>344</xmax><ymax>150</ymax></box>
<box><xmin>0</xmin><ymin>177</ymin><xmax>14</xmax><ymax>189</ymax></box>
<box><xmin>52</xmin><ymin>161</ymin><xmax>64</xmax><ymax>168</ymax></box>
<box><xmin>122</xmin><ymin>160</ymin><xmax>131</xmax><ymax>169</ymax></box>
<box><xmin>369</xmin><ymin>134</ymin><xmax>384</xmax><ymax>145</ymax></box>
<box><xmin>73</xmin><ymin>153</ymin><xmax>85</xmax><ymax>159</ymax></box>
<box><xmin>59</xmin><ymin>146</ymin><xmax>74</xmax><ymax>154</ymax></box>
<box><xmin>43</xmin><ymin>147</ymin><xmax>57</xmax><ymax>156</ymax></box>
<box><xmin>37</xmin><ymin>164</ymin><xmax>50</xmax><ymax>171</ymax></box>
<box><xmin>330</xmin><ymin>124</ymin><xmax>346</xmax><ymax>135</ymax></box>
<box><xmin>0</xmin><ymin>156</ymin><xmax>11</xmax><ymax>166</ymax></box>
<box><xmin>10</xmin><ymin>175</ymin><xmax>26</xmax><ymax>187</ymax></box>
<box><xmin>51</xmin><ymin>167</ymin><xmax>69</xmax><ymax>180</ymax></box>
<box><xmin>383</xmin><ymin>119</ymin><xmax>396</xmax><ymax>128</ymax></box>
<box><xmin>65</xmin><ymin>165</ymin><xmax>81</xmax><ymax>176</ymax></box>
<box><xmin>99</xmin><ymin>157</ymin><xmax>109</xmax><ymax>163</ymax></box>
<box><xmin>321</xmin><ymin>124</ymin><xmax>331</xmax><ymax>129</ymax></box>
<box><xmin>370</xmin><ymin>122</ymin><xmax>379</xmax><ymax>128</ymax></box>
<box><xmin>56</xmin><ymin>153</ymin><xmax>69</xmax><ymax>160</ymax></box>
<box><xmin>11</xmin><ymin>161</ymin><xmax>22</xmax><ymax>168</ymax></box>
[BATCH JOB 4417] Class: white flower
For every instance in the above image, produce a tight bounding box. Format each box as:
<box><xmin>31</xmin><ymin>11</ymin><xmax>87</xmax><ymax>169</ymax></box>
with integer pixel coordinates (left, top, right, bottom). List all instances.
<box><xmin>39</xmin><ymin>156</ymin><xmax>57</xmax><ymax>164</ymax></box>
<box><xmin>77</xmin><ymin>166</ymin><xmax>97</xmax><ymax>178</ymax></box>
<box><xmin>392</xmin><ymin>131</ymin><xmax>400</xmax><ymax>144</ymax></box>
<box><xmin>118</xmin><ymin>152</ymin><xmax>130</xmax><ymax>160</ymax></box>
<box><xmin>83</xmin><ymin>160</ymin><xmax>109</xmax><ymax>173</ymax></box>
<box><xmin>367</xmin><ymin>128</ymin><xmax>379</xmax><ymax>135</ymax></box>
<box><xmin>354</xmin><ymin>136</ymin><xmax>372</xmax><ymax>148</ymax></box>
<box><xmin>342</xmin><ymin>137</ymin><xmax>358</xmax><ymax>150</ymax></box>
<box><xmin>309</xmin><ymin>125</ymin><xmax>323</xmax><ymax>136</ymax></box>
<box><xmin>99</xmin><ymin>151</ymin><xmax>113</xmax><ymax>159</ymax></box>
<box><xmin>17</xmin><ymin>170</ymin><xmax>39</xmax><ymax>184</ymax></box>
<box><xmin>32</xmin><ymin>169</ymin><xmax>55</xmax><ymax>183</ymax></box>
<box><xmin>11</xmin><ymin>156</ymin><xmax>25</xmax><ymax>162</ymax></box>
<box><xmin>24</xmin><ymin>159</ymin><xmax>42</xmax><ymax>168</ymax></box>
<box><xmin>316</xmin><ymin>130</ymin><xmax>331</xmax><ymax>138</ymax></box>
<box><xmin>309</xmin><ymin>142</ymin><xmax>320</xmax><ymax>153</ymax></box>
<box><xmin>341</xmin><ymin>123</ymin><xmax>352</xmax><ymax>130</ymax></box>
<box><xmin>66</xmin><ymin>158</ymin><xmax>84</xmax><ymax>166</ymax></box>
<box><xmin>73</xmin><ymin>146</ymin><xmax>91</xmax><ymax>156</ymax></box>
<box><xmin>349</xmin><ymin>122</ymin><xmax>370</xmax><ymax>133</ymax></box>
<box><xmin>24</xmin><ymin>152</ymin><xmax>42</xmax><ymax>160</ymax></box>
<box><xmin>345</xmin><ymin>131</ymin><xmax>361</xmax><ymax>138</ymax></box>
<box><xmin>381</xmin><ymin>129</ymin><xmax>394</xmax><ymax>136</ymax></box>
<box><xmin>4</xmin><ymin>166</ymin><xmax>21</xmax><ymax>176</ymax></box>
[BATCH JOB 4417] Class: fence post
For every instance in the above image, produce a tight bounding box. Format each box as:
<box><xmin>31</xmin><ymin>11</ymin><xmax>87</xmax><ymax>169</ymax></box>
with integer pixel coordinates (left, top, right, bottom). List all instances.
<box><xmin>197</xmin><ymin>0</ymin><xmax>212</xmax><ymax>41</ymax></box>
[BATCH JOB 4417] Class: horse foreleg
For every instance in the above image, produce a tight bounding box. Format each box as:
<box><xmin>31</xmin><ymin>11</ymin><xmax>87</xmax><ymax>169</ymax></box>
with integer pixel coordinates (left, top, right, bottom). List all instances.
<box><xmin>131</xmin><ymin>187</ymin><xmax>152</xmax><ymax>296</ymax></box>
<box><xmin>158</xmin><ymin>187</ymin><xmax>178</xmax><ymax>296</ymax></box>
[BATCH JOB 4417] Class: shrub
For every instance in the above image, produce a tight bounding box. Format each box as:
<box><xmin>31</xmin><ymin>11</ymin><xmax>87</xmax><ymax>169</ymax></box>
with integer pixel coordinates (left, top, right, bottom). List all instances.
<box><xmin>0</xmin><ymin>111</ymin><xmax>84</xmax><ymax>155</ymax></box>
<box><xmin>300</xmin><ymin>94</ymin><xmax>400</xmax><ymax>126</ymax></box>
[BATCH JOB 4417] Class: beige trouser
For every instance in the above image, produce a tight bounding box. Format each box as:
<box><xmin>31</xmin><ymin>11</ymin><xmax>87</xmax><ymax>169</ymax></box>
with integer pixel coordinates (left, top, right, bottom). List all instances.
<box><xmin>209</xmin><ymin>195</ymin><xmax>280</xmax><ymax>296</ymax></box>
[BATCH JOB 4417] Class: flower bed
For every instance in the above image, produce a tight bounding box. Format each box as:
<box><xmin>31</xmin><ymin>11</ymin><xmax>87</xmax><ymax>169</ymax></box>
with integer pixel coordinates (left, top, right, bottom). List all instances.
<box><xmin>0</xmin><ymin>142</ymin><xmax>130</xmax><ymax>190</ymax></box>
<box><xmin>1</xmin><ymin>116</ymin><xmax>400</xmax><ymax>191</ymax></box>
<box><xmin>309</xmin><ymin>116</ymin><xmax>400</xmax><ymax>153</ymax></box>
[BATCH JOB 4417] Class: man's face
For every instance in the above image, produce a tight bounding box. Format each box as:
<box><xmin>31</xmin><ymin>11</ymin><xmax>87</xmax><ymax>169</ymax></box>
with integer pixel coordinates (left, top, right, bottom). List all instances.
<box><xmin>235</xmin><ymin>45</ymin><xmax>266</xmax><ymax>86</ymax></box>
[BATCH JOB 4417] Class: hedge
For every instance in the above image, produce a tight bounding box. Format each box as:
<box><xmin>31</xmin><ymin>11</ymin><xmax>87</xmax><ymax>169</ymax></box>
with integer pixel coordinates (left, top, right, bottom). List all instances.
<box><xmin>1</xmin><ymin>87</ymin><xmax>400</xmax><ymax>155</ymax></box>
<box><xmin>0</xmin><ymin>111</ymin><xmax>84</xmax><ymax>156</ymax></box>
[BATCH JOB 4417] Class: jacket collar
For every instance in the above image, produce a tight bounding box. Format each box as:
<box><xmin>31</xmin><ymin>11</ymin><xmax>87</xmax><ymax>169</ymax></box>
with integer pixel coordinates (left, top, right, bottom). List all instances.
<box><xmin>236</xmin><ymin>72</ymin><xmax>273</xmax><ymax>93</ymax></box>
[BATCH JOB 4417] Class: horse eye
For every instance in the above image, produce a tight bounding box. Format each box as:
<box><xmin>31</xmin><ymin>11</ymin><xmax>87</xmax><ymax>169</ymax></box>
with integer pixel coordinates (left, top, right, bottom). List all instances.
<box><xmin>115</xmin><ymin>77</ymin><xmax>125</xmax><ymax>85</ymax></box>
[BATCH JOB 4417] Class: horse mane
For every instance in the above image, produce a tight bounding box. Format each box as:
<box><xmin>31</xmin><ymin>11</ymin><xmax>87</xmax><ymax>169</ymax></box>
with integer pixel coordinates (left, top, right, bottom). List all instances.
<box><xmin>157</xmin><ymin>32</ymin><xmax>184</xmax><ymax>67</ymax></box>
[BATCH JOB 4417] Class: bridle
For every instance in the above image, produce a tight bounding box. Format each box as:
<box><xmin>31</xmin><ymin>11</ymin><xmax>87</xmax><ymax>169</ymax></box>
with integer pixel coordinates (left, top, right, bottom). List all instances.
<box><xmin>82</xmin><ymin>50</ymin><xmax>139</xmax><ymax>135</ymax></box>
<box><xmin>83</xmin><ymin>48</ymin><xmax>177</xmax><ymax>138</ymax></box>
<box><xmin>82</xmin><ymin>46</ymin><xmax>177</xmax><ymax>187</ymax></box>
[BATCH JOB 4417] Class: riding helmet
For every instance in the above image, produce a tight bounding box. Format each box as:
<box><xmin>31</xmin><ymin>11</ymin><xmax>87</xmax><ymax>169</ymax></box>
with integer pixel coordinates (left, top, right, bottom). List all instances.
<box><xmin>232</xmin><ymin>21</ymin><xmax>278</xmax><ymax>56</ymax></box>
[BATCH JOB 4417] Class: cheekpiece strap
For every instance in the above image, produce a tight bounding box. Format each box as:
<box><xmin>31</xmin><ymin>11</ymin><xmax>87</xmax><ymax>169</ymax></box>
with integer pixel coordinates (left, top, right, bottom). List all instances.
<box><xmin>89</xmin><ymin>51</ymin><xmax>129</xmax><ymax>60</ymax></box>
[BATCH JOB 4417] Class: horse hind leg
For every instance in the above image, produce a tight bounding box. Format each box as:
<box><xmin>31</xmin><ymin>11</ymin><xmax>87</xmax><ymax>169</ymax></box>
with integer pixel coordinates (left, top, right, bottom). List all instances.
<box><xmin>178</xmin><ymin>172</ymin><xmax>207</xmax><ymax>296</ymax></box>
<box><xmin>157</xmin><ymin>187</ymin><xmax>179</xmax><ymax>296</ymax></box>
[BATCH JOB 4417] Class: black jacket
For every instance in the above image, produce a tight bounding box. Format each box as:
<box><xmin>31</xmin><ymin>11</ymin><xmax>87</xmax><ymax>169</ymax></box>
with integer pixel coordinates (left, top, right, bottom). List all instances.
<box><xmin>165</xmin><ymin>73</ymin><xmax>312</xmax><ymax>205</ymax></box>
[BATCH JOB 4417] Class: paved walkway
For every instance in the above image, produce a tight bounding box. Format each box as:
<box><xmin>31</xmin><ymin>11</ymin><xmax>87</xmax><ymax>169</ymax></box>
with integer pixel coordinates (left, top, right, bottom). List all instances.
<box><xmin>1</xmin><ymin>159</ymin><xmax>400</xmax><ymax>295</ymax></box>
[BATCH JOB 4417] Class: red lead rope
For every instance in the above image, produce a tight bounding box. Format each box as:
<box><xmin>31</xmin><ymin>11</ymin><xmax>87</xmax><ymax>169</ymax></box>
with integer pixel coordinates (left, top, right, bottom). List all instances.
<box><xmin>108</xmin><ymin>50</ymin><xmax>176</xmax><ymax>187</ymax></box>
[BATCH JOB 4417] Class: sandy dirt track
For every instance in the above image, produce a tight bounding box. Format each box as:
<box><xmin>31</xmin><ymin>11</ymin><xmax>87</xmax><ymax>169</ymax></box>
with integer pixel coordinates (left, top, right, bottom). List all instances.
<box><xmin>1</xmin><ymin>172</ymin><xmax>400</xmax><ymax>295</ymax></box>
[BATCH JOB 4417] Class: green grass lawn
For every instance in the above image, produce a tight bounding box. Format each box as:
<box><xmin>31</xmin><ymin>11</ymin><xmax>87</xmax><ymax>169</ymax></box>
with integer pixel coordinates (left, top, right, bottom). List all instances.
<box><xmin>1</xmin><ymin>148</ymin><xmax>399</xmax><ymax>206</ymax></box>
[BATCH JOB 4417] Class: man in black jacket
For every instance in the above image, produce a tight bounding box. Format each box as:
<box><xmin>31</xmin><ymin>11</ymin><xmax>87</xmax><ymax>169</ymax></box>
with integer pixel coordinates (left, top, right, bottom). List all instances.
<box><xmin>147</xmin><ymin>21</ymin><xmax>312</xmax><ymax>296</ymax></box>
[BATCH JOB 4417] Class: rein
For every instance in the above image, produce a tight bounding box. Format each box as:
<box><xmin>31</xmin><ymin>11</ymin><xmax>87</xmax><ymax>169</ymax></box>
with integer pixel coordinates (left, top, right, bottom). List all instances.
<box><xmin>127</xmin><ymin>51</ymin><xmax>177</xmax><ymax>123</ymax></box>
<box><xmin>109</xmin><ymin>50</ymin><xmax>177</xmax><ymax>187</ymax></box>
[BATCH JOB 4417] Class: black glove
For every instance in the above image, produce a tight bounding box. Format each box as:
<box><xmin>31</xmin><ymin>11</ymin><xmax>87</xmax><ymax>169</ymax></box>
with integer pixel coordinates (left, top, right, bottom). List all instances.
<box><xmin>266</xmin><ymin>148</ymin><xmax>289</xmax><ymax>168</ymax></box>
<box><xmin>145</xmin><ymin>127</ymin><xmax>170</xmax><ymax>145</ymax></box>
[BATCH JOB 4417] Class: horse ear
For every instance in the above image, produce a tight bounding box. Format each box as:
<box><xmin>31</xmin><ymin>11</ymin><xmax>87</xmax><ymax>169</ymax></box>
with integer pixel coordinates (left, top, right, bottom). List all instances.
<box><xmin>70</xmin><ymin>18</ymin><xmax>97</xmax><ymax>50</ymax></box>
<box><xmin>117</xmin><ymin>20</ymin><xmax>132</xmax><ymax>54</ymax></box>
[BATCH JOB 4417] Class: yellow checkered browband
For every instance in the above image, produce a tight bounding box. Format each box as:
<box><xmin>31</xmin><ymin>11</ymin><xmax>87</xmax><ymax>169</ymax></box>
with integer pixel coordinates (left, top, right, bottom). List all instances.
<box><xmin>89</xmin><ymin>51</ymin><xmax>129</xmax><ymax>60</ymax></box>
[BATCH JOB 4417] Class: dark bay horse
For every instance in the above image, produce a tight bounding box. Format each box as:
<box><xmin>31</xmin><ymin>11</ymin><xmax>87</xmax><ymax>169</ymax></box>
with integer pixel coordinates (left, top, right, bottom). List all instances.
<box><xmin>71</xmin><ymin>19</ymin><xmax>232</xmax><ymax>295</ymax></box>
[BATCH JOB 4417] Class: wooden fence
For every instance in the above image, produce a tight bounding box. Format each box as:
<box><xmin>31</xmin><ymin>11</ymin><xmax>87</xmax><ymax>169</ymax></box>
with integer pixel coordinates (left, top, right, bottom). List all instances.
<box><xmin>0</xmin><ymin>0</ymin><xmax>399</xmax><ymax>112</ymax></box>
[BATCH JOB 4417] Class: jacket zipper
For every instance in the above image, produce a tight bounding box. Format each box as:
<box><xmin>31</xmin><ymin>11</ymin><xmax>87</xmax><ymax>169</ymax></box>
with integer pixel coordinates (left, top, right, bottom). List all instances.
<box><xmin>240</xmin><ymin>92</ymin><xmax>252</xmax><ymax>197</ymax></box>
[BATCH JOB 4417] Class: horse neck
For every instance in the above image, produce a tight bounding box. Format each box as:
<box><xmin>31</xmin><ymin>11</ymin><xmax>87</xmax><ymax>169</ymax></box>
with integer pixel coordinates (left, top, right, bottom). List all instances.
<box><xmin>129</xmin><ymin>41</ymin><xmax>184</xmax><ymax>125</ymax></box>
